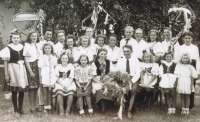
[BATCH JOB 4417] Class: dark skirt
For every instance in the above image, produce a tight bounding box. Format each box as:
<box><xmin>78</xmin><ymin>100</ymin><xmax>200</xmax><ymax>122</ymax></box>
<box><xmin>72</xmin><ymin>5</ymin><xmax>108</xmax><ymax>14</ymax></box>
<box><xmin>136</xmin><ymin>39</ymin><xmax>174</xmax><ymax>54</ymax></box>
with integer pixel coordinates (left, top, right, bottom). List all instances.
<box><xmin>2</xmin><ymin>79</ymin><xmax>29</xmax><ymax>92</ymax></box>
<box><xmin>26</xmin><ymin>61</ymin><xmax>39</xmax><ymax>89</ymax></box>
<box><xmin>95</xmin><ymin>89</ymin><xmax>114</xmax><ymax>104</ymax></box>
<box><xmin>76</xmin><ymin>83</ymin><xmax>92</xmax><ymax>97</ymax></box>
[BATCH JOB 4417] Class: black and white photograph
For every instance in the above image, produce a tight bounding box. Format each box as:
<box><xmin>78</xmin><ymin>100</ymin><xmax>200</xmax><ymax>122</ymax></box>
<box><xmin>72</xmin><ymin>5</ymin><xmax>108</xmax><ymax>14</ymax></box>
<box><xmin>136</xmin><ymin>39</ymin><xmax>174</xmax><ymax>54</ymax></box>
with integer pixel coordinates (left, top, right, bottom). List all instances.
<box><xmin>0</xmin><ymin>0</ymin><xmax>200</xmax><ymax>121</ymax></box>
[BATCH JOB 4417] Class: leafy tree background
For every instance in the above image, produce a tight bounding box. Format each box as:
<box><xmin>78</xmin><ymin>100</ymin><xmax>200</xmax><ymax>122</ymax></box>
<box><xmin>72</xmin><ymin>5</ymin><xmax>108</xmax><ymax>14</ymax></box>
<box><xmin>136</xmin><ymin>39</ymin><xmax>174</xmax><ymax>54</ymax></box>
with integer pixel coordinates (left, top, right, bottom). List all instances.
<box><xmin>4</xmin><ymin>0</ymin><xmax>200</xmax><ymax>43</ymax></box>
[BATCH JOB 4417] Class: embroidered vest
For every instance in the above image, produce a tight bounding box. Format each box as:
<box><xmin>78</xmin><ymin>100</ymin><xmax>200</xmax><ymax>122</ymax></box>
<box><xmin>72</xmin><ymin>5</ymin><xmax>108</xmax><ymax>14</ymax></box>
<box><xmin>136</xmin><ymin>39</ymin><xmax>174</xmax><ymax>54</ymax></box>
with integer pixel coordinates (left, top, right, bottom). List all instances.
<box><xmin>162</xmin><ymin>62</ymin><xmax>176</xmax><ymax>74</ymax></box>
<box><xmin>95</xmin><ymin>59</ymin><xmax>110</xmax><ymax>75</ymax></box>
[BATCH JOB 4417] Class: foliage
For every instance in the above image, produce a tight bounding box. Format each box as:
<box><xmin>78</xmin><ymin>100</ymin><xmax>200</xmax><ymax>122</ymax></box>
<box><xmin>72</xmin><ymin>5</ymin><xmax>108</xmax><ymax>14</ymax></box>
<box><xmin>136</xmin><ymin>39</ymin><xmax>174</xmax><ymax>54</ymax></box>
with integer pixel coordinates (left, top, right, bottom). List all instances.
<box><xmin>4</xmin><ymin>0</ymin><xmax>200</xmax><ymax>41</ymax></box>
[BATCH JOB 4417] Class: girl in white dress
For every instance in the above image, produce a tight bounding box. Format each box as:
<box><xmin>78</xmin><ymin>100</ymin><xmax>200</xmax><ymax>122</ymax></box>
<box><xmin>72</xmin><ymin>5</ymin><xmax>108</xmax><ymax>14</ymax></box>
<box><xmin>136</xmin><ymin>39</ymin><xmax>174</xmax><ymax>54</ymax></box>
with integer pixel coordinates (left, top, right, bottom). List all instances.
<box><xmin>139</xmin><ymin>51</ymin><xmax>159</xmax><ymax>110</ymax></box>
<box><xmin>159</xmin><ymin>52</ymin><xmax>177</xmax><ymax>115</ymax></box>
<box><xmin>38</xmin><ymin>43</ymin><xmax>57</xmax><ymax>114</ymax></box>
<box><xmin>75</xmin><ymin>55</ymin><xmax>95</xmax><ymax>117</ymax></box>
<box><xmin>52</xmin><ymin>53</ymin><xmax>76</xmax><ymax>116</ymax></box>
<box><xmin>175</xmin><ymin>53</ymin><xmax>198</xmax><ymax>115</ymax></box>
<box><xmin>0</xmin><ymin>29</ymin><xmax>29</xmax><ymax>117</ymax></box>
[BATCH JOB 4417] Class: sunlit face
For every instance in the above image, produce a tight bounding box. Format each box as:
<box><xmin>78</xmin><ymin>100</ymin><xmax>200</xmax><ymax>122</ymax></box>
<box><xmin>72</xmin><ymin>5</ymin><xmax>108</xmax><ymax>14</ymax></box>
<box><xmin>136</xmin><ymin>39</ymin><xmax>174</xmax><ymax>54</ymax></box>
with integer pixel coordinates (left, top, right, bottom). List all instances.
<box><xmin>97</xmin><ymin>37</ymin><xmax>104</xmax><ymax>47</ymax></box>
<box><xmin>57</xmin><ymin>32</ymin><xmax>65</xmax><ymax>43</ymax></box>
<box><xmin>85</xmin><ymin>28</ymin><xmax>93</xmax><ymax>38</ymax></box>
<box><xmin>183</xmin><ymin>35</ymin><xmax>192</xmax><ymax>46</ymax></box>
<box><xmin>149</xmin><ymin>31</ymin><xmax>157</xmax><ymax>42</ymax></box>
<box><xmin>66</xmin><ymin>38</ymin><xmax>74</xmax><ymax>48</ymax></box>
<box><xmin>44</xmin><ymin>31</ymin><xmax>53</xmax><ymax>41</ymax></box>
<box><xmin>98</xmin><ymin>51</ymin><xmax>107</xmax><ymax>60</ymax></box>
<box><xmin>109</xmin><ymin>36</ymin><xmax>116</xmax><ymax>47</ymax></box>
<box><xmin>30</xmin><ymin>33</ymin><xmax>38</xmax><ymax>43</ymax></box>
<box><xmin>61</xmin><ymin>54</ymin><xmax>68</xmax><ymax>65</ymax></box>
<box><xmin>125</xmin><ymin>28</ymin><xmax>133</xmax><ymax>39</ymax></box>
<box><xmin>135</xmin><ymin>30</ymin><xmax>143</xmax><ymax>40</ymax></box>
<box><xmin>44</xmin><ymin>45</ymin><xmax>52</xmax><ymax>54</ymax></box>
<box><xmin>165</xmin><ymin>54</ymin><xmax>173</xmax><ymax>63</ymax></box>
<box><xmin>143</xmin><ymin>54</ymin><xmax>151</xmax><ymax>63</ymax></box>
<box><xmin>12</xmin><ymin>35</ymin><xmax>20</xmax><ymax>45</ymax></box>
<box><xmin>123</xmin><ymin>47</ymin><xmax>132</xmax><ymax>59</ymax></box>
<box><xmin>80</xmin><ymin>56</ymin><xmax>88</xmax><ymax>66</ymax></box>
<box><xmin>164</xmin><ymin>29</ymin><xmax>172</xmax><ymax>39</ymax></box>
<box><xmin>81</xmin><ymin>38</ymin><xmax>89</xmax><ymax>47</ymax></box>
<box><xmin>181</xmin><ymin>55</ymin><xmax>189</xmax><ymax>64</ymax></box>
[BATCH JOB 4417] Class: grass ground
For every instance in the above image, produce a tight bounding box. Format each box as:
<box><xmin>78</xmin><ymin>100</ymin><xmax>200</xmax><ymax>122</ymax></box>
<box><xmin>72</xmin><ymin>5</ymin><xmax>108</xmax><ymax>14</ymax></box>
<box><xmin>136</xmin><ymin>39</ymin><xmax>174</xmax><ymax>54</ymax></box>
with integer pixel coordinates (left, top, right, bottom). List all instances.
<box><xmin>0</xmin><ymin>67</ymin><xmax>200</xmax><ymax>122</ymax></box>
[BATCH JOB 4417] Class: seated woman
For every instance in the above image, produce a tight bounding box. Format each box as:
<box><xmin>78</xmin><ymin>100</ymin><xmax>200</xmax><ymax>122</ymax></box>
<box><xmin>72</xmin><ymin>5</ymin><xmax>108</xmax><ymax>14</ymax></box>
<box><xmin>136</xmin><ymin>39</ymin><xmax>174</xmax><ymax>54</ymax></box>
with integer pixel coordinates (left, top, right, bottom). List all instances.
<box><xmin>92</xmin><ymin>48</ymin><xmax>116</xmax><ymax>113</ymax></box>
<box><xmin>52</xmin><ymin>53</ymin><xmax>76</xmax><ymax>116</ymax></box>
<box><xmin>106</xmin><ymin>34</ymin><xmax>121</xmax><ymax>66</ymax></box>
<box><xmin>138</xmin><ymin>51</ymin><xmax>159</xmax><ymax>110</ymax></box>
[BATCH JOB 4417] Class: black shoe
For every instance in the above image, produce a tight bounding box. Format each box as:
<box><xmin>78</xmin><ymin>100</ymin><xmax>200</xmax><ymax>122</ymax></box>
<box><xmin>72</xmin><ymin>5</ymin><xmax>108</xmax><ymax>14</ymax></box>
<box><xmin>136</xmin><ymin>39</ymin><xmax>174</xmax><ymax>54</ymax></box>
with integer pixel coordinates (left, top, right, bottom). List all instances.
<box><xmin>30</xmin><ymin>109</ymin><xmax>36</xmax><ymax>114</ymax></box>
<box><xmin>19</xmin><ymin>109</ymin><xmax>26</xmax><ymax>115</ymax></box>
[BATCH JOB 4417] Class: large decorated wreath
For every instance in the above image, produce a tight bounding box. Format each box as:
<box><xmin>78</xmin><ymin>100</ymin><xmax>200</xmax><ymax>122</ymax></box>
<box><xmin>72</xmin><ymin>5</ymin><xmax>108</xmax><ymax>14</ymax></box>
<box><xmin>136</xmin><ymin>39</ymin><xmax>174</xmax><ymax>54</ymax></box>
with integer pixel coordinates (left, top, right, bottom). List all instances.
<box><xmin>100</xmin><ymin>71</ymin><xmax>132</xmax><ymax>120</ymax></box>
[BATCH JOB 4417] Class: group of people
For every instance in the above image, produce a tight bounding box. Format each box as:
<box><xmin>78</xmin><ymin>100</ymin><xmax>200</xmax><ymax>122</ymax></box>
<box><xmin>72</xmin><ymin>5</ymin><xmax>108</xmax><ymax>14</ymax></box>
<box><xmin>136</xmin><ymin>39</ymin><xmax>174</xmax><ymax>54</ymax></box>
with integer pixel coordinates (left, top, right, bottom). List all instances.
<box><xmin>0</xmin><ymin>25</ymin><xmax>199</xmax><ymax>119</ymax></box>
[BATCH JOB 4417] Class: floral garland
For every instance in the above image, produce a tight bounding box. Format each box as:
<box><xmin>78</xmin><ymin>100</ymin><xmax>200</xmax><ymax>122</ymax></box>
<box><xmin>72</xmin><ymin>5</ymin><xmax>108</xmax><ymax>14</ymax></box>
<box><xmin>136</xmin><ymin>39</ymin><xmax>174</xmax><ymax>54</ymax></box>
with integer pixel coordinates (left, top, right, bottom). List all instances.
<box><xmin>100</xmin><ymin>71</ymin><xmax>132</xmax><ymax>120</ymax></box>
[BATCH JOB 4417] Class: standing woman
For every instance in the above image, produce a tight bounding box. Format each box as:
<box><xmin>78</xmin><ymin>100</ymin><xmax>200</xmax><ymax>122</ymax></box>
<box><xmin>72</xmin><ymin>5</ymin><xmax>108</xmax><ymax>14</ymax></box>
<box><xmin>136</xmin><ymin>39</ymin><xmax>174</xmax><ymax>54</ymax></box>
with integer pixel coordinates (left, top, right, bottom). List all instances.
<box><xmin>106</xmin><ymin>34</ymin><xmax>121</xmax><ymax>66</ymax></box>
<box><xmin>92</xmin><ymin>48</ymin><xmax>116</xmax><ymax>113</ymax></box>
<box><xmin>78</xmin><ymin>36</ymin><xmax>95</xmax><ymax>63</ymax></box>
<box><xmin>23</xmin><ymin>31</ymin><xmax>40</xmax><ymax>113</ymax></box>
<box><xmin>0</xmin><ymin>29</ymin><xmax>29</xmax><ymax>117</ymax></box>
<box><xmin>161</xmin><ymin>27</ymin><xmax>180</xmax><ymax>63</ymax></box>
<box><xmin>64</xmin><ymin>34</ymin><xmax>80</xmax><ymax>64</ymax></box>
<box><xmin>146</xmin><ymin>29</ymin><xmax>164</xmax><ymax>64</ymax></box>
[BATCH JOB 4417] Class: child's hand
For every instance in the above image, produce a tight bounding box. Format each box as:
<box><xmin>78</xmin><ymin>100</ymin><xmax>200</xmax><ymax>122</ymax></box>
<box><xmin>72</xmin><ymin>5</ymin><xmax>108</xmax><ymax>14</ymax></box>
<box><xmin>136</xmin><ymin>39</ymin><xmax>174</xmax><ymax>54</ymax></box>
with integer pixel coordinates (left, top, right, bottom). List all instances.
<box><xmin>5</xmin><ymin>74</ymin><xmax>10</xmax><ymax>83</ymax></box>
<box><xmin>30</xmin><ymin>72</ymin><xmax>35</xmax><ymax>78</ymax></box>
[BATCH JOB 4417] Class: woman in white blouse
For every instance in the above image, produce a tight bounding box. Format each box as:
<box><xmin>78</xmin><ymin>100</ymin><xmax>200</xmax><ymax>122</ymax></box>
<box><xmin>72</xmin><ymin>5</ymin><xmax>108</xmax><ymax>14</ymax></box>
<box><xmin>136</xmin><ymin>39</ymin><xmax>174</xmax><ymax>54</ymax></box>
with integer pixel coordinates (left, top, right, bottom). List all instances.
<box><xmin>23</xmin><ymin>31</ymin><xmax>40</xmax><ymax>113</ymax></box>
<box><xmin>146</xmin><ymin>29</ymin><xmax>164</xmax><ymax>64</ymax></box>
<box><xmin>106</xmin><ymin>34</ymin><xmax>121</xmax><ymax>66</ymax></box>
<box><xmin>161</xmin><ymin>27</ymin><xmax>180</xmax><ymax>63</ymax></box>
<box><xmin>64</xmin><ymin>34</ymin><xmax>80</xmax><ymax>64</ymax></box>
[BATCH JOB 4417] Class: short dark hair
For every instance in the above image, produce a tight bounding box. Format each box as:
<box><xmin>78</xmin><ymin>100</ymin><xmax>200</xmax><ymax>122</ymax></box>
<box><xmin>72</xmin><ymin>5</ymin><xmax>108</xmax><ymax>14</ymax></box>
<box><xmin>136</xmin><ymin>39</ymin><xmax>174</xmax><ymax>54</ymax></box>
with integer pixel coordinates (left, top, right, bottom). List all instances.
<box><xmin>58</xmin><ymin>52</ymin><xmax>73</xmax><ymax>64</ymax></box>
<box><xmin>64</xmin><ymin>34</ymin><xmax>77</xmax><ymax>49</ymax></box>
<box><xmin>44</xmin><ymin>27</ymin><xmax>53</xmax><ymax>34</ymax></box>
<box><xmin>147</xmin><ymin>29</ymin><xmax>161</xmax><ymax>43</ymax></box>
<box><xmin>122</xmin><ymin>44</ymin><xmax>133</xmax><ymax>52</ymax></box>
<box><xmin>42</xmin><ymin>42</ymin><xmax>54</xmax><ymax>54</ymax></box>
<box><xmin>54</xmin><ymin>30</ymin><xmax>65</xmax><ymax>38</ymax></box>
<box><xmin>108</xmin><ymin>34</ymin><xmax>118</xmax><ymax>45</ymax></box>
<box><xmin>96</xmin><ymin>48</ymin><xmax>107</xmax><ymax>59</ymax></box>
<box><xmin>78</xmin><ymin>54</ymin><xmax>89</xmax><ymax>65</ymax></box>
<box><xmin>95</xmin><ymin>34</ymin><xmax>107</xmax><ymax>45</ymax></box>
<box><xmin>182</xmin><ymin>31</ymin><xmax>194</xmax><ymax>39</ymax></box>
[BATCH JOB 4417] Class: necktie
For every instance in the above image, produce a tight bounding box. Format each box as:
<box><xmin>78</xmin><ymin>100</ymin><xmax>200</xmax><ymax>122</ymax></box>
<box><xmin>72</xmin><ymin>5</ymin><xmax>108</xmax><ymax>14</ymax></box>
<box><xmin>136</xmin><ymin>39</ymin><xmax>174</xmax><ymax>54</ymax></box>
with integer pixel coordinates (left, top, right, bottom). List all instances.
<box><xmin>126</xmin><ymin>59</ymin><xmax>130</xmax><ymax>74</ymax></box>
<box><xmin>126</xmin><ymin>38</ymin><xmax>129</xmax><ymax>44</ymax></box>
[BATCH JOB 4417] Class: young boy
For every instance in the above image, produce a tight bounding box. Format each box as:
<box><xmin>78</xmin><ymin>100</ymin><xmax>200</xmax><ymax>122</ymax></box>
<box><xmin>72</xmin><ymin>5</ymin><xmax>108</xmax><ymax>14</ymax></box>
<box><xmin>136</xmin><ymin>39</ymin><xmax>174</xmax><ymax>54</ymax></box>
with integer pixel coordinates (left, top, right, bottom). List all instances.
<box><xmin>85</xmin><ymin>27</ymin><xmax>95</xmax><ymax>46</ymax></box>
<box><xmin>120</xmin><ymin>26</ymin><xmax>136</xmax><ymax>58</ymax></box>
